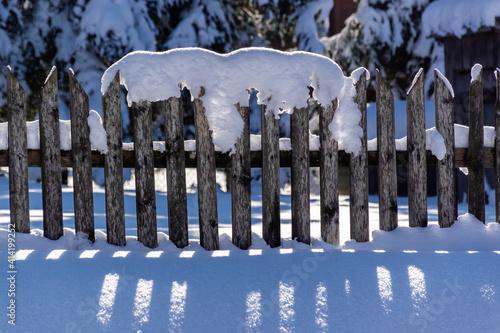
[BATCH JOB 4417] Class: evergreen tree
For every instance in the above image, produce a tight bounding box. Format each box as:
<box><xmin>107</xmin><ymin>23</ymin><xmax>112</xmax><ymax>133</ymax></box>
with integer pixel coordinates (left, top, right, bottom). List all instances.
<box><xmin>324</xmin><ymin>0</ymin><xmax>443</xmax><ymax>101</ymax></box>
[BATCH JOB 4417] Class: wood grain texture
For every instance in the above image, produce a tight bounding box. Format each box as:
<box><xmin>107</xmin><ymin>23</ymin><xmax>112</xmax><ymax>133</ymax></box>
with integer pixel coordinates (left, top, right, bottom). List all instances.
<box><xmin>435</xmin><ymin>70</ymin><xmax>457</xmax><ymax>228</ymax></box>
<box><xmin>132</xmin><ymin>101</ymin><xmax>158</xmax><ymax>248</ymax></box>
<box><xmin>40</xmin><ymin>67</ymin><xmax>63</xmax><ymax>239</ymax></box>
<box><xmin>231</xmin><ymin>104</ymin><xmax>251</xmax><ymax>249</ymax></box>
<box><xmin>69</xmin><ymin>70</ymin><xmax>95</xmax><ymax>241</ymax></box>
<box><xmin>7</xmin><ymin>68</ymin><xmax>30</xmax><ymax>233</ymax></box>
<box><xmin>194</xmin><ymin>92</ymin><xmax>219</xmax><ymax>251</ymax></box>
<box><xmin>406</xmin><ymin>69</ymin><xmax>427</xmax><ymax>227</ymax></box>
<box><xmin>261</xmin><ymin>105</ymin><xmax>281</xmax><ymax>247</ymax></box>
<box><xmin>319</xmin><ymin>101</ymin><xmax>339</xmax><ymax>245</ymax></box>
<box><xmin>468</xmin><ymin>68</ymin><xmax>485</xmax><ymax>222</ymax></box>
<box><xmin>165</xmin><ymin>96</ymin><xmax>189</xmax><ymax>248</ymax></box>
<box><xmin>376</xmin><ymin>70</ymin><xmax>398</xmax><ymax>231</ymax></box>
<box><xmin>350</xmin><ymin>72</ymin><xmax>369</xmax><ymax>242</ymax></box>
<box><xmin>102</xmin><ymin>72</ymin><xmax>126</xmax><ymax>246</ymax></box>
<box><xmin>496</xmin><ymin>69</ymin><xmax>500</xmax><ymax>223</ymax></box>
<box><xmin>291</xmin><ymin>106</ymin><xmax>310</xmax><ymax>244</ymax></box>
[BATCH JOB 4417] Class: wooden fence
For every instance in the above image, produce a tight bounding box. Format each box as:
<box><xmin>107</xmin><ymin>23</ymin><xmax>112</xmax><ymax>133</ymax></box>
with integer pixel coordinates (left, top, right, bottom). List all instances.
<box><xmin>4</xmin><ymin>66</ymin><xmax>500</xmax><ymax>250</ymax></box>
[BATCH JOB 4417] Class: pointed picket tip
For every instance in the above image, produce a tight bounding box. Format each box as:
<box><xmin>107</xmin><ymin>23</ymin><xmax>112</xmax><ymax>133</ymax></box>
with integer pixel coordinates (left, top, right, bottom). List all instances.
<box><xmin>375</xmin><ymin>69</ymin><xmax>393</xmax><ymax>97</ymax></box>
<box><xmin>434</xmin><ymin>68</ymin><xmax>455</xmax><ymax>98</ymax></box>
<box><xmin>44</xmin><ymin>66</ymin><xmax>57</xmax><ymax>85</ymax></box>
<box><xmin>7</xmin><ymin>66</ymin><xmax>25</xmax><ymax>100</ymax></box>
<box><xmin>41</xmin><ymin>66</ymin><xmax>58</xmax><ymax>97</ymax></box>
<box><xmin>68</xmin><ymin>68</ymin><xmax>88</xmax><ymax>97</ymax></box>
<box><xmin>471</xmin><ymin>63</ymin><xmax>483</xmax><ymax>83</ymax></box>
<box><xmin>407</xmin><ymin>68</ymin><xmax>424</xmax><ymax>96</ymax></box>
<box><xmin>102</xmin><ymin>71</ymin><xmax>120</xmax><ymax>98</ymax></box>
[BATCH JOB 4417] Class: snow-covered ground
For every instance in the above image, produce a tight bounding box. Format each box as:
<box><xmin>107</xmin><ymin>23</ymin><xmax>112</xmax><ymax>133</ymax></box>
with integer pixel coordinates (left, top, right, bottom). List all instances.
<box><xmin>1</xmin><ymin>172</ymin><xmax>500</xmax><ymax>332</ymax></box>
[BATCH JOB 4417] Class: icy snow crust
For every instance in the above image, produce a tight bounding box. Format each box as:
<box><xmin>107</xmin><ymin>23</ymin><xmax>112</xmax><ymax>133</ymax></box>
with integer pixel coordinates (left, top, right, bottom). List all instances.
<box><xmin>101</xmin><ymin>48</ymin><xmax>365</xmax><ymax>154</ymax></box>
<box><xmin>423</xmin><ymin>0</ymin><xmax>500</xmax><ymax>38</ymax></box>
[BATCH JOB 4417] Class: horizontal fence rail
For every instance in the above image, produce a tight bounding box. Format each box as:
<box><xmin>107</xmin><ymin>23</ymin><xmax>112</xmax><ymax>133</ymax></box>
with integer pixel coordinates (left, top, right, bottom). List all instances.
<box><xmin>4</xmin><ymin>65</ymin><xmax>500</xmax><ymax>250</ymax></box>
<box><xmin>0</xmin><ymin>147</ymin><xmax>494</xmax><ymax>168</ymax></box>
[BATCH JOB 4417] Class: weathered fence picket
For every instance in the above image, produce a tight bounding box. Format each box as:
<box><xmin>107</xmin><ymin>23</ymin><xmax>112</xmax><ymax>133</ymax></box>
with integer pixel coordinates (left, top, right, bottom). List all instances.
<box><xmin>407</xmin><ymin>69</ymin><xmax>428</xmax><ymax>228</ymax></box>
<box><xmin>102</xmin><ymin>71</ymin><xmax>126</xmax><ymax>246</ymax></box>
<box><xmin>435</xmin><ymin>70</ymin><xmax>457</xmax><ymax>228</ymax></box>
<box><xmin>350</xmin><ymin>72</ymin><xmax>369</xmax><ymax>242</ymax></box>
<box><xmin>319</xmin><ymin>101</ymin><xmax>339</xmax><ymax>245</ymax></box>
<box><xmin>40</xmin><ymin>67</ymin><xmax>63</xmax><ymax>240</ymax></box>
<box><xmin>194</xmin><ymin>91</ymin><xmax>219</xmax><ymax>251</ymax></box>
<box><xmin>7</xmin><ymin>67</ymin><xmax>30</xmax><ymax>233</ymax></box>
<box><xmin>132</xmin><ymin>101</ymin><xmax>158</xmax><ymax>248</ymax></box>
<box><xmin>376</xmin><ymin>70</ymin><xmax>398</xmax><ymax>231</ymax></box>
<box><xmin>291</xmin><ymin>105</ymin><xmax>310</xmax><ymax>244</ymax></box>
<box><xmin>3</xmin><ymin>64</ymin><xmax>500</xmax><ymax>251</ymax></box>
<box><xmin>261</xmin><ymin>105</ymin><xmax>281</xmax><ymax>248</ymax></box>
<box><xmin>231</xmin><ymin>104</ymin><xmax>251</xmax><ymax>249</ymax></box>
<box><xmin>165</xmin><ymin>96</ymin><xmax>189</xmax><ymax>249</ymax></box>
<box><xmin>468</xmin><ymin>66</ymin><xmax>485</xmax><ymax>223</ymax></box>
<box><xmin>69</xmin><ymin>69</ymin><xmax>95</xmax><ymax>241</ymax></box>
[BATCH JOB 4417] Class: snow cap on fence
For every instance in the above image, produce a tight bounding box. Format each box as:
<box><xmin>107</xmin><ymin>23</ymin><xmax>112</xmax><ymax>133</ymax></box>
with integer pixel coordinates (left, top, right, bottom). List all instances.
<box><xmin>101</xmin><ymin>47</ymin><xmax>365</xmax><ymax>154</ymax></box>
<box><xmin>471</xmin><ymin>63</ymin><xmax>483</xmax><ymax>83</ymax></box>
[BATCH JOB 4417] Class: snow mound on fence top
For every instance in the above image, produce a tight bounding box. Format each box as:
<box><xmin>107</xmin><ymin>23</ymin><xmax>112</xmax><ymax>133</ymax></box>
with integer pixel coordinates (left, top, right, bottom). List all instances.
<box><xmin>423</xmin><ymin>0</ymin><xmax>500</xmax><ymax>38</ymax></box>
<box><xmin>101</xmin><ymin>47</ymin><xmax>365</xmax><ymax>154</ymax></box>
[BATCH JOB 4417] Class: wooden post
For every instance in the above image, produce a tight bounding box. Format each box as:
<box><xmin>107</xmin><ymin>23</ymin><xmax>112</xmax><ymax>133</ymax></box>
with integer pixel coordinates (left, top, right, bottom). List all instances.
<box><xmin>40</xmin><ymin>67</ymin><xmax>63</xmax><ymax>240</ymax></box>
<box><xmin>435</xmin><ymin>69</ymin><xmax>457</xmax><ymax>228</ymax></box>
<box><xmin>69</xmin><ymin>69</ymin><xmax>94</xmax><ymax>241</ymax></box>
<box><xmin>231</xmin><ymin>104</ymin><xmax>251</xmax><ymax>249</ymax></box>
<box><xmin>406</xmin><ymin>69</ymin><xmax>427</xmax><ymax>227</ymax></box>
<box><xmin>468</xmin><ymin>66</ymin><xmax>485</xmax><ymax>223</ymax></box>
<box><xmin>102</xmin><ymin>71</ymin><xmax>126</xmax><ymax>246</ymax></box>
<box><xmin>350</xmin><ymin>72</ymin><xmax>369</xmax><ymax>241</ymax></box>
<box><xmin>165</xmin><ymin>96</ymin><xmax>189</xmax><ymax>248</ymax></box>
<box><xmin>261</xmin><ymin>105</ymin><xmax>281</xmax><ymax>247</ymax></box>
<box><xmin>132</xmin><ymin>101</ymin><xmax>158</xmax><ymax>248</ymax></box>
<box><xmin>7</xmin><ymin>67</ymin><xmax>30</xmax><ymax>233</ymax></box>
<box><xmin>193</xmin><ymin>89</ymin><xmax>219</xmax><ymax>251</ymax></box>
<box><xmin>496</xmin><ymin>69</ymin><xmax>500</xmax><ymax>223</ymax></box>
<box><xmin>291</xmin><ymin>106</ymin><xmax>310</xmax><ymax>244</ymax></box>
<box><xmin>319</xmin><ymin>100</ymin><xmax>339</xmax><ymax>245</ymax></box>
<box><xmin>376</xmin><ymin>70</ymin><xmax>398</xmax><ymax>231</ymax></box>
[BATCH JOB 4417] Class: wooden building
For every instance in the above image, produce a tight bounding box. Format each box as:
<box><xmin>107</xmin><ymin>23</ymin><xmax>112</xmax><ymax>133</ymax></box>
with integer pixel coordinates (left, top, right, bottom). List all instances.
<box><xmin>328</xmin><ymin>0</ymin><xmax>356</xmax><ymax>36</ymax></box>
<box><xmin>433</xmin><ymin>17</ymin><xmax>500</xmax><ymax>199</ymax></box>
<box><xmin>436</xmin><ymin>17</ymin><xmax>500</xmax><ymax>127</ymax></box>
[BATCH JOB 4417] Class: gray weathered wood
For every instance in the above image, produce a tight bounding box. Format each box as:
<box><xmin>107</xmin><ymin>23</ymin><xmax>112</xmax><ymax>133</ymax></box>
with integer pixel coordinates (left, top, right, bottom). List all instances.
<box><xmin>350</xmin><ymin>72</ymin><xmax>369</xmax><ymax>242</ymax></box>
<box><xmin>291</xmin><ymin>106</ymin><xmax>310</xmax><ymax>244</ymax></box>
<box><xmin>231</xmin><ymin>104</ymin><xmax>251</xmax><ymax>249</ymax></box>
<box><xmin>102</xmin><ymin>71</ymin><xmax>126</xmax><ymax>246</ymax></box>
<box><xmin>261</xmin><ymin>105</ymin><xmax>281</xmax><ymax>247</ymax></box>
<box><xmin>165</xmin><ymin>96</ymin><xmax>189</xmax><ymax>248</ymax></box>
<box><xmin>319</xmin><ymin>100</ymin><xmax>339</xmax><ymax>245</ymax></box>
<box><xmin>407</xmin><ymin>69</ymin><xmax>427</xmax><ymax>227</ymax></box>
<box><xmin>69</xmin><ymin>69</ymin><xmax>94</xmax><ymax>241</ymax></box>
<box><xmin>376</xmin><ymin>70</ymin><xmax>398</xmax><ymax>231</ymax></box>
<box><xmin>435</xmin><ymin>70</ymin><xmax>457</xmax><ymax>228</ymax></box>
<box><xmin>132</xmin><ymin>101</ymin><xmax>158</xmax><ymax>248</ymax></box>
<box><xmin>194</xmin><ymin>90</ymin><xmax>219</xmax><ymax>251</ymax></box>
<box><xmin>496</xmin><ymin>69</ymin><xmax>500</xmax><ymax>223</ymax></box>
<box><xmin>468</xmin><ymin>67</ymin><xmax>485</xmax><ymax>223</ymax></box>
<box><xmin>7</xmin><ymin>67</ymin><xmax>30</xmax><ymax>233</ymax></box>
<box><xmin>40</xmin><ymin>67</ymin><xmax>63</xmax><ymax>240</ymax></box>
